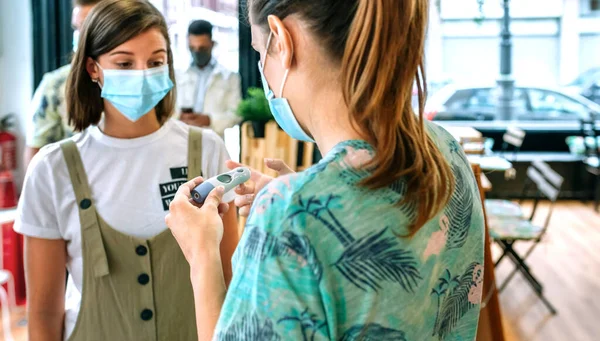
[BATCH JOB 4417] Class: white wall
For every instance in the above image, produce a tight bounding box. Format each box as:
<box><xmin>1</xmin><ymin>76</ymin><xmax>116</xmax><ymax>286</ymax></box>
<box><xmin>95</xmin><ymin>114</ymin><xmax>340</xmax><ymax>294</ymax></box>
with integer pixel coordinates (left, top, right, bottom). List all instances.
<box><xmin>580</xmin><ymin>34</ymin><xmax>600</xmax><ymax>74</ymax></box>
<box><xmin>430</xmin><ymin>0</ymin><xmax>600</xmax><ymax>87</ymax></box>
<box><xmin>0</xmin><ymin>0</ymin><xmax>33</xmax><ymax>189</ymax></box>
<box><xmin>440</xmin><ymin>23</ymin><xmax>560</xmax><ymax>86</ymax></box>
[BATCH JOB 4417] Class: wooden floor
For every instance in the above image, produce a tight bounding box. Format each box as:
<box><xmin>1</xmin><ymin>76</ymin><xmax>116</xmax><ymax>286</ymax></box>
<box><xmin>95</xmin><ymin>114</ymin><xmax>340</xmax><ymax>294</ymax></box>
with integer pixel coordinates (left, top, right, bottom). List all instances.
<box><xmin>2</xmin><ymin>201</ymin><xmax>599</xmax><ymax>341</ymax></box>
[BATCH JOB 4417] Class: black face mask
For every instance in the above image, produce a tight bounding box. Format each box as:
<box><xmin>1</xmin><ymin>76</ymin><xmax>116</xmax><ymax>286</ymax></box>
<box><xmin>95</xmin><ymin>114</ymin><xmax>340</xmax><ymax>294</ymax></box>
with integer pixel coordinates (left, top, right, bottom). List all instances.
<box><xmin>191</xmin><ymin>50</ymin><xmax>212</xmax><ymax>68</ymax></box>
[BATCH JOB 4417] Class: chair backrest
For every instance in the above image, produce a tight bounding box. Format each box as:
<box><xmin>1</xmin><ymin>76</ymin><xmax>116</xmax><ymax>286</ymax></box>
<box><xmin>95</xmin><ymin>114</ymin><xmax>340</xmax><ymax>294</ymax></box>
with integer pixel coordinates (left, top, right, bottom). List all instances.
<box><xmin>502</xmin><ymin>126</ymin><xmax>526</xmax><ymax>160</ymax></box>
<box><xmin>526</xmin><ymin>160</ymin><xmax>564</xmax><ymax>230</ymax></box>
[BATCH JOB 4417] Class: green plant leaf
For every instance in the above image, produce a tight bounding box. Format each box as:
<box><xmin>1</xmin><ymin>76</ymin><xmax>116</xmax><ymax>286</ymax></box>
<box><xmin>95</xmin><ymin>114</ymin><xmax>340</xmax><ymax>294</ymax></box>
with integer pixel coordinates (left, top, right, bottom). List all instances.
<box><xmin>236</xmin><ymin>87</ymin><xmax>273</xmax><ymax>122</ymax></box>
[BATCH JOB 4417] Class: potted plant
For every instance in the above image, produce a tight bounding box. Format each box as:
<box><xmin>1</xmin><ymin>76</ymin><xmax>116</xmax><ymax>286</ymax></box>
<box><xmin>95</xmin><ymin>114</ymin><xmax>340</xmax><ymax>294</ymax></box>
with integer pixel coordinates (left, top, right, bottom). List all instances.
<box><xmin>236</xmin><ymin>87</ymin><xmax>273</xmax><ymax>138</ymax></box>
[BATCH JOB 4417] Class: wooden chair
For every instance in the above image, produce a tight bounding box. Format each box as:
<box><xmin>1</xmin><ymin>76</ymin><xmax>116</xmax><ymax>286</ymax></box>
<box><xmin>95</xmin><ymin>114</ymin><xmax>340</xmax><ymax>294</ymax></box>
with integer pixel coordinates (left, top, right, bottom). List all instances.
<box><xmin>471</xmin><ymin>164</ymin><xmax>506</xmax><ymax>341</ymax></box>
<box><xmin>488</xmin><ymin>160</ymin><xmax>563</xmax><ymax>314</ymax></box>
<box><xmin>580</xmin><ymin>117</ymin><xmax>600</xmax><ymax>212</ymax></box>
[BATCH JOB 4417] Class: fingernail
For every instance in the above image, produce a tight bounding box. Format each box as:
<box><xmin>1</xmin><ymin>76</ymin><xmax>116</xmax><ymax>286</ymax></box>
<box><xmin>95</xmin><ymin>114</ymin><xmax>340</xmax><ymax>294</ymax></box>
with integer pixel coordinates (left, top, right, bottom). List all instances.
<box><xmin>246</xmin><ymin>194</ymin><xmax>254</xmax><ymax>200</ymax></box>
<box><xmin>217</xmin><ymin>186</ymin><xmax>225</xmax><ymax>194</ymax></box>
<box><xmin>265</xmin><ymin>158</ymin><xmax>273</xmax><ymax>164</ymax></box>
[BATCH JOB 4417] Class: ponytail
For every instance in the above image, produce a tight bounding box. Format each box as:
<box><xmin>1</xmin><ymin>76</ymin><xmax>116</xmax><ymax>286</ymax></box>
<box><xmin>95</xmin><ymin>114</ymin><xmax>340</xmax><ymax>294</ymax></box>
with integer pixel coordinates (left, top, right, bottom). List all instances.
<box><xmin>341</xmin><ymin>0</ymin><xmax>454</xmax><ymax>234</ymax></box>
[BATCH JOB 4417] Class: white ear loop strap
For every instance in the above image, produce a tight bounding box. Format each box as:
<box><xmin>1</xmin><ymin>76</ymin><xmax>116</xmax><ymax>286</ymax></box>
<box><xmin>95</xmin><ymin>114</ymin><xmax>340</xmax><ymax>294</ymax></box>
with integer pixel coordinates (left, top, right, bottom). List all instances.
<box><xmin>264</xmin><ymin>31</ymin><xmax>291</xmax><ymax>98</ymax></box>
<box><xmin>94</xmin><ymin>62</ymin><xmax>104</xmax><ymax>89</ymax></box>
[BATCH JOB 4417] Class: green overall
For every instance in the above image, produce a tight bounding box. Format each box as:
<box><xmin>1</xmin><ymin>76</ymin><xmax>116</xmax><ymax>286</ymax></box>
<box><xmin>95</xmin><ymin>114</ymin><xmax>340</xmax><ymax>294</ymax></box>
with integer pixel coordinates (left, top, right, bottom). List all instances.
<box><xmin>60</xmin><ymin>128</ymin><xmax>203</xmax><ymax>341</ymax></box>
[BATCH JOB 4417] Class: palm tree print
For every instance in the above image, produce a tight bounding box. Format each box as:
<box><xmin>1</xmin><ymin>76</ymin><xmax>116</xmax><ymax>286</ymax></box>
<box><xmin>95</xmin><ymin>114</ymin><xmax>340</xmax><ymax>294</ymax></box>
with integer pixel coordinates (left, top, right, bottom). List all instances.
<box><xmin>339</xmin><ymin>323</ymin><xmax>407</xmax><ymax>341</ymax></box>
<box><xmin>243</xmin><ymin>226</ymin><xmax>290</xmax><ymax>260</ymax></box>
<box><xmin>278</xmin><ymin>308</ymin><xmax>328</xmax><ymax>341</ymax></box>
<box><xmin>388</xmin><ymin>179</ymin><xmax>418</xmax><ymax>221</ymax></box>
<box><xmin>288</xmin><ymin>195</ymin><xmax>422</xmax><ymax>293</ymax></box>
<box><xmin>281</xmin><ymin>231</ymin><xmax>323</xmax><ymax>282</ymax></box>
<box><xmin>288</xmin><ymin>195</ymin><xmax>354</xmax><ymax>245</ymax></box>
<box><xmin>334</xmin><ymin>227</ymin><xmax>421</xmax><ymax>292</ymax></box>
<box><xmin>444</xmin><ymin>164</ymin><xmax>473</xmax><ymax>250</ymax></box>
<box><xmin>430</xmin><ymin>269</ymin><xmax>460</xmax><ymax>336</ymax></box>
<box><xmin>431</xmin><ymin>263</ymin><xmax>482</xmax><ymax>340</ymax></box>
<box><xmin>242</xmin><ymin>226</ymin><xmax>324</xmax><ymax>283</ymax></box>
<box><xmin>217</xmin><ymin>314</ymin><xmax>281</xmax><ymax>341</ymax></box>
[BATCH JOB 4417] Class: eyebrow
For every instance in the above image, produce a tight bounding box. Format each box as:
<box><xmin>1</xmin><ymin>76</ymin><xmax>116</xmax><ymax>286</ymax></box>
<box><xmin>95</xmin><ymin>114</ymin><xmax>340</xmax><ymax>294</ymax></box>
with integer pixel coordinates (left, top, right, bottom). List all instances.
<box><xmin>109</xmin><ymin>49</ymin><xmax>167</xmax><ymax>56</ymax></box>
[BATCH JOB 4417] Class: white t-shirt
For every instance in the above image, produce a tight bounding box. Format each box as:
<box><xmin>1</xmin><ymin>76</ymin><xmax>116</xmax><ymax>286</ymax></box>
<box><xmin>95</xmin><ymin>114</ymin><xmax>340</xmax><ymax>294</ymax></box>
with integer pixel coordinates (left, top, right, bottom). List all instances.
<box><xmin>14</xmin><ymin>119</ymin><xmax>230</xmax><ymax>339</ymax></box>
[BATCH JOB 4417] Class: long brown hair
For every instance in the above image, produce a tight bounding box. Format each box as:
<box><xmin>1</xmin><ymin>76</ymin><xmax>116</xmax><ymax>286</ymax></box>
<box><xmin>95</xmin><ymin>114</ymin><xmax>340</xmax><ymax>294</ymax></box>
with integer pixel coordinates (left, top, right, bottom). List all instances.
<box><xmin>66</xmin><ymin>0</ymin><xmax>176</xmax><ymax>131</ymax></box>
<box><xmin>250</xmin><ymin>0</ymin><xmax>454</xmax><ymax>234</ymax></box>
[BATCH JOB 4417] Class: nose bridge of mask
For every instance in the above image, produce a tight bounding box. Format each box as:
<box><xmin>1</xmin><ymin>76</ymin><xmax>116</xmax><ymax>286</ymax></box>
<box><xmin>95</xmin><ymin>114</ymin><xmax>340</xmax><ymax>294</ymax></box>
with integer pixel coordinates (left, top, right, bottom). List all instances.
<box><xmin>99</xmin><ymin>65</ymin><xmax>173</xmax><ymax>96</ymax></box>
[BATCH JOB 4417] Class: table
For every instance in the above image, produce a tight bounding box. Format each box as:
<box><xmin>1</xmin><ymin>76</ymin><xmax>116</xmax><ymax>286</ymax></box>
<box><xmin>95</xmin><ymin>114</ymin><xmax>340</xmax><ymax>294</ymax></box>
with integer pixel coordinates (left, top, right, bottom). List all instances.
<box><xmin>441</xmin><ymin>125</ymin><xmax>483</xmax><ymax>142</ymax></box>
<box><xmin>467</xmin><ymin>155</ymin><xmax>513</xmax><ymax>172</ymax></box>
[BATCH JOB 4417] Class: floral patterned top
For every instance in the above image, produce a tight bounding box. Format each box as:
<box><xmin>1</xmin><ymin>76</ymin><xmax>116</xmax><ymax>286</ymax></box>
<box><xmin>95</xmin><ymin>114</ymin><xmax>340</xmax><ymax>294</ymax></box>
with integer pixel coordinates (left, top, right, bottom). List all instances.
<box><xmin>216</xmin><ymin>121</ymin><xmax>485</xmax><ymax>341</ymax></box>
<box><xmin>27</xmin><ymin>65</ymin><xmax>74</xmax><ymax>148</ymax></box>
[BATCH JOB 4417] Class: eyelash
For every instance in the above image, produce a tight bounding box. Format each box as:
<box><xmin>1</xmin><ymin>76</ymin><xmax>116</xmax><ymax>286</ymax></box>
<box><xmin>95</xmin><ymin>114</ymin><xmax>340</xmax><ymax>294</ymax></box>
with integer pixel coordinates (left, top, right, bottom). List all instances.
<box><xmin>115</xmin><ymin>61</ymin><xmax>165</xmax><ymax>69</ymax></box>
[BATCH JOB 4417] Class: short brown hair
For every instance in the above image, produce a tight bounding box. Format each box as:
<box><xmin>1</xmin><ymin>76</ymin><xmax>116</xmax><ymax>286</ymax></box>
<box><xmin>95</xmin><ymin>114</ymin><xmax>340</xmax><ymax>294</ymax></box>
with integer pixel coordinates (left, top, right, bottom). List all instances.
<box><xmin>66</xmin><ymin>0</ymin><xmax>176</xmax><ymax>131</ymax></box>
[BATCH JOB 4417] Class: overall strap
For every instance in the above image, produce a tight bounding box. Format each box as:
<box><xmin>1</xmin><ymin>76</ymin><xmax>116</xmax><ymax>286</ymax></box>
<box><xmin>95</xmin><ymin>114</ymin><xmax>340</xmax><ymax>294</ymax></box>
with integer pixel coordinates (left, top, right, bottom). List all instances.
<box><xmin>60</xmin><ymin>141</ymin><xmax>110</xmax><ymax>277</ymax></box>
<box><xmin>187</xmin><ymin>127</ymin><xmax>203</xmax><ymax>180</ymax></box>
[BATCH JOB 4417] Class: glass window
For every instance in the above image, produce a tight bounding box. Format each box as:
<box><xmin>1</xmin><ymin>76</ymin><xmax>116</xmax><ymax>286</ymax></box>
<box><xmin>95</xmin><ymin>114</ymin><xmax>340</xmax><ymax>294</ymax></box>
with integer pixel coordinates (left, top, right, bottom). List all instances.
<box><xmin>581</xmin><ymin>0</ymin><xmax>600</xmax><ymax>15</ymax></box>
<box><xmin>444</xmin><ymin>89</ymin><xmax>474</xmax><ymax>110</ymax></box>
<box><xmin>151</xmin><ymin>0</ymin><xmax>239</xmax><ymax>72</ymax></box>
<box><xmin>466</xmin><ymin>89</ymin><xmax>496</xmax><ymax>108</ymax></box>
<box><xmin>528</xmin><ymin>89</ymin><xmax>588</xmax><ymax>118</ymax></box>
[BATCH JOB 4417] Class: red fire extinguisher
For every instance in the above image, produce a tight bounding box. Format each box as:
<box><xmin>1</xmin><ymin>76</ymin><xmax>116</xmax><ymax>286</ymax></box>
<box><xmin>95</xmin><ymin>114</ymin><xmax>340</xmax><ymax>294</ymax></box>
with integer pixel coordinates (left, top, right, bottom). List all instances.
<box><xmin>0</xmin><ymin>114</ymin><xmax>17</xmax><ymax>171</ymax></box>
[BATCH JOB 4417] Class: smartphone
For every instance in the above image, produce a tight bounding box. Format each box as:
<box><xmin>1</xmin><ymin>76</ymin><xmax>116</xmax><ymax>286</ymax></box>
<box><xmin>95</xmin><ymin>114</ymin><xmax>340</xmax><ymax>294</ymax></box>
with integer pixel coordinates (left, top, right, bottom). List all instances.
<box><xmin>181</xmin><ymin>107</ymin><xmax>194</xmax><ymax>114</ymax></box>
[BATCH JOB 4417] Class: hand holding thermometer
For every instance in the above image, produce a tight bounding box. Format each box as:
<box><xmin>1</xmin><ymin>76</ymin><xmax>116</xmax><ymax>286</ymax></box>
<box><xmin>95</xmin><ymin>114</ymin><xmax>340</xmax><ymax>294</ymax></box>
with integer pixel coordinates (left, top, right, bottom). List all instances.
<box><xmin>191</xmin><ymin>167</ymin><xmax>251</xmax><ymax>205</ymax></box>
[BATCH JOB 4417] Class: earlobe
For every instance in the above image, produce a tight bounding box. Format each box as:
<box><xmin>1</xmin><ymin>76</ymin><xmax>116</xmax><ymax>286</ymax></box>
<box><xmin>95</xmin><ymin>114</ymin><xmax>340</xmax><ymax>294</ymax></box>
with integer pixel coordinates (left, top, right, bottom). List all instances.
<box><xmin>266</xmin><ymin>15</ymin><xmax>294</xmax><ymax>70</ymax></box>
<box><xmin>86</xmin><ymin>57</ymin><xmax>99</xmax><ymax>80</ymax></box>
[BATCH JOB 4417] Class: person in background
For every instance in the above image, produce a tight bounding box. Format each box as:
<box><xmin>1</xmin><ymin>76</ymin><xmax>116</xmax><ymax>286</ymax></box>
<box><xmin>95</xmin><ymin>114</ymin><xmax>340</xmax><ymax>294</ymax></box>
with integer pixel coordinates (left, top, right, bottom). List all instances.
<box><xmin>166</xmin><ymin>0</ymin><xmax>485</xmax><ymax>340</ymax></box>
<box><xmin>15</xmin><ymin>1</ymin><xmax>238</xmax><ymax>339</ymax></box>
<box><xmin>24</xmin><ymin>0</ymin><xmax>101</xmax><ymax>169</ymax></box>
<box><xmin>176</xmin><ymin>20</ymin><xmax>242</xmax><ymax>137</ymax></box>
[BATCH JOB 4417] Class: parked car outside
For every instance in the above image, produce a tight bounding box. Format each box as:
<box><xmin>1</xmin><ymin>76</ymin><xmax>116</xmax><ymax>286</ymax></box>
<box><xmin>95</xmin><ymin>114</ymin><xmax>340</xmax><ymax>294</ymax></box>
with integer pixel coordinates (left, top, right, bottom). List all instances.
<box><xmin>563</xmin><ymin>68</ymin><xmax>600</xmax><ymax>105</ymax></box>
<box><xmin>425</xmin><ymin>84</ymin><xmax>600</xmax><ymax>122</ymax></box>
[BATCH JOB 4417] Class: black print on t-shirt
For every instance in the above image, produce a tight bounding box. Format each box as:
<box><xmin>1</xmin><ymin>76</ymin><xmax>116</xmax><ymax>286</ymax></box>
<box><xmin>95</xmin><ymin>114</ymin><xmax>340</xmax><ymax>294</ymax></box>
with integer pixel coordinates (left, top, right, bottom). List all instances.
<box><xmin>161</xmin><ymin>167</ymin><xmax>204</xmax><ymax>211</ymax></box>
<box><xmin>170</xmin><ymin>167</ymin><xmax>187</xmax><ymax>180</ymax></box>
<box><xmin>170</xmin><ymin>167</ymin><xmax>203</xmax><ymax>180</ymax></box>
<box><xmin>160</xmin><ymin>180</ymin><xmax>187</xmax><ymax>197</ymax></box>
<box><xmin>162</xmin><ymin>195</ymin><xmax>175</xmax><ymax>211</ymax></box>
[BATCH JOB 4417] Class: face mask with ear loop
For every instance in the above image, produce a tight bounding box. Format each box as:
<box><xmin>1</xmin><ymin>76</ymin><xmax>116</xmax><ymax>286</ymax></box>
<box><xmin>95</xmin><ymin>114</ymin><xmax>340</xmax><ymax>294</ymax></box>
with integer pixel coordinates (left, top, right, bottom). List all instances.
<box><xmin>258</xmin><ymin>32</ymin><xmax>315</xmax><ymax>142</ymax></box>
<box><xmin>92</xmin><ymin>63</ymin><xmax>174</xmax><ymax>122</ymax></box>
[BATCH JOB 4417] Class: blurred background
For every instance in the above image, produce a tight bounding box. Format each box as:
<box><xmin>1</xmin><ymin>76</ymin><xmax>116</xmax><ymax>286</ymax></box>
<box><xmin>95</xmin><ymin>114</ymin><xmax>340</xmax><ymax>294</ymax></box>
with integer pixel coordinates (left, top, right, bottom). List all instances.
<box><xmin>0</xmin><ymin>0</ymin><xmax>600</xmax><ymax>340</ymax></box>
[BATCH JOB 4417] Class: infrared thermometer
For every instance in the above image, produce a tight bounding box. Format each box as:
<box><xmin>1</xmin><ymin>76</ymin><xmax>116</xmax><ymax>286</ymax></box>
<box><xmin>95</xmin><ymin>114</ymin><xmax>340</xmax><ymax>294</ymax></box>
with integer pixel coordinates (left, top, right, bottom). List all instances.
<box><xmin>191</xmin><ymin>167</ymin><xmax>251</xmax><ymax>205</ymax></box>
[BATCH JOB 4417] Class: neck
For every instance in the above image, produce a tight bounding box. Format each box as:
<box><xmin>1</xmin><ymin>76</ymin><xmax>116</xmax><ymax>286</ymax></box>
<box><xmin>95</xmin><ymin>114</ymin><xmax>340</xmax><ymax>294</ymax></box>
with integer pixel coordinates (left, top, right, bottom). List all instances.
<box><xmin>101</xmin><ymin>101</ymin><xmax>162</xmax><ymax>139</ymax></box>
<box><xmin>306</xmin><ymin>87</ymin><xmax>364</xmax><ymax>156</ymax></box>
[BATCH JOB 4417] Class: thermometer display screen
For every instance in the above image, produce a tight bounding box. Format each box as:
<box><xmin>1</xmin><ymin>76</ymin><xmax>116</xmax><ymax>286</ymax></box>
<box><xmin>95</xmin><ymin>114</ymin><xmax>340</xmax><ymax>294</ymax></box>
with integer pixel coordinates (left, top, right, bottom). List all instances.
<box><xmin>216</xmin><ymin>174</ymin><xmax>233</xmax><ymax>183</ymax></box>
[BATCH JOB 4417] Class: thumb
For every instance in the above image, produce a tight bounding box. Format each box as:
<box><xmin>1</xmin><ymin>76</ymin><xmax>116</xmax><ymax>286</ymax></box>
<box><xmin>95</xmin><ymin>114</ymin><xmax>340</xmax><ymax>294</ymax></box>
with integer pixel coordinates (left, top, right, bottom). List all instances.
<box><xmin>265</xmin><ymin>159</ymin><xmax>294</xmax><ymax>175</ymax></box>
<box><xmin>227</xmin><ymin>160</ymin><xmax>263</xmax><ymax>182</ymax></box>
<box><xmin>226</xmin><ymin>160</ymin><xmax>243</xmax><ymax>170</ymax></box>
<box><xmin>203</xmin><ymin>186</ymin><xmax>225</xmax><ymax>210</ymax></box>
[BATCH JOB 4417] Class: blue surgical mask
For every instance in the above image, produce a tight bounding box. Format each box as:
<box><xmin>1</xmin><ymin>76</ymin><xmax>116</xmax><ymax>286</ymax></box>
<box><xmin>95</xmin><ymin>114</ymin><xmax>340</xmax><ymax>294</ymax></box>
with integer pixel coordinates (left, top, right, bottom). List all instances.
<box><xmin>72</xmin><ymin>30</ymin><xmax>80</xmax><ymax>53</ymax></box>
<box><xmin>258</xmin><ymin>33</ymin><xmax>314</xmax><ymax>142</ymax></box>
<box><xmin>96</xmin><ymin>64</ymin><xmax>174</xmax><ymax>122</ymax></box>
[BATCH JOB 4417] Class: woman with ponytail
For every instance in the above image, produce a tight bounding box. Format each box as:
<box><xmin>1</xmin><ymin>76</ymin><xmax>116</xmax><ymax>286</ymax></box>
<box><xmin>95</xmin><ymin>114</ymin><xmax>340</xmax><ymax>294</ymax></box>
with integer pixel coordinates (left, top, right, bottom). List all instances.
<box><xmin>167</xmin><ymin>0</ymin><xmax>485</xmax><ymax>340</ymax></box>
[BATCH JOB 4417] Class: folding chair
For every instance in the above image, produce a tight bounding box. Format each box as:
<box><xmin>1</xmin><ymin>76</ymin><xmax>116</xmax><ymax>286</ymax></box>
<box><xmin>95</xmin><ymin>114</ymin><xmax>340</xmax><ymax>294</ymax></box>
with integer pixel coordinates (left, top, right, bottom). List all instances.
<box><xmin>581</xmin><ymin>117</ymin><xmax>600</xmax><ymax>212</ymax></box>
<box><xmin>501</xmin><ymin>126</ymin><xmax>526</xmax><ymax>162</ymax></box>
<box><xmin>488</xmin><ymin>160</ymin><xmax>563</xmax><ymax>314</ymax></box>
<box><xmin>484</xmin><ymin>166</ymin><xmax>538</xmax><ymax>218</ymax></box>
